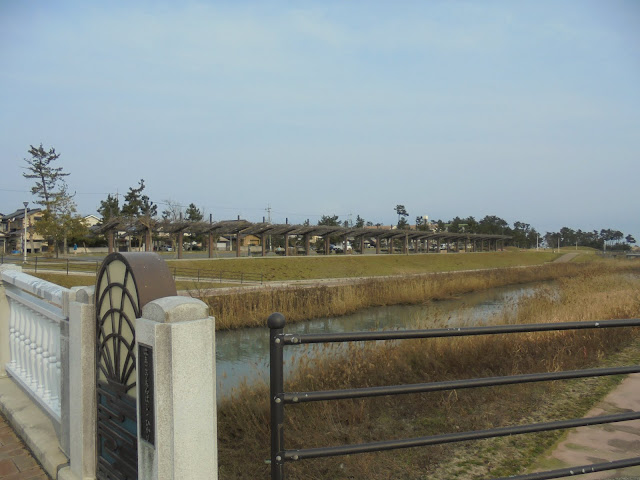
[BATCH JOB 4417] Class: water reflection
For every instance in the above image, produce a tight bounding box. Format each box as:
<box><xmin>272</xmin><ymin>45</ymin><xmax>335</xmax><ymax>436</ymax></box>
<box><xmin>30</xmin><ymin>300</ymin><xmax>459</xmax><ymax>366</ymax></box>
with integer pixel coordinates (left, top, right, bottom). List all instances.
<box><xmin>215</xmin><ymin>282</ymin><xmax>546</xmax><ymax>399</ymax></box>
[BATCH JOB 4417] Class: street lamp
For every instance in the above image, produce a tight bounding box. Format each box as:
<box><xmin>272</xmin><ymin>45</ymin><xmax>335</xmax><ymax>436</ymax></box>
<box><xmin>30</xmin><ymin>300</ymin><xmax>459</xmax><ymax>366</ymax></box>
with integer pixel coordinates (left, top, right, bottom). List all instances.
<box><xmin>23</xmin><ymin>201</ymin><xmax>28</xmax><ymax>263</ymax></box>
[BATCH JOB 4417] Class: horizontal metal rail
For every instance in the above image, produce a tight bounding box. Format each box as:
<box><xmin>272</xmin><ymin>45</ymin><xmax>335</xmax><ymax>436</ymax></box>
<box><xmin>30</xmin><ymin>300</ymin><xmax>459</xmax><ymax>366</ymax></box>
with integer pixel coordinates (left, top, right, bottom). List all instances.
<box><xmin>281</xmin><ymin>365</ymin><xmax>640</xmax><ymax>404</ymax></box>
<box><xmin>268</xmin><ymin>313</ymin><xmax>640</xmax><ymax>480</ymax></box>
<box><xmin>282</xmin><ymin>319</ymin><xmax>640</xmax><ymax>345</ymax></box>
<box><xmin>492</xmin><ymin>456</ymin><xmax>640</xmax><ymax>480</ymax></box>
<box><xmin>283</xmin><ymin>411</ymin><xmax>640</xmax><ymax>461</ymax></box>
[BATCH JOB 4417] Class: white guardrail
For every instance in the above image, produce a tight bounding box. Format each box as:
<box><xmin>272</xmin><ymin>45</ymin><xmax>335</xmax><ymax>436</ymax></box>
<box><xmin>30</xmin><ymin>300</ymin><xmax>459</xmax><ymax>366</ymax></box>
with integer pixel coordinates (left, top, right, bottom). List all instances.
<box><xmin>1</xmin><ymin>267</ymin><xmax>69</xmax><ymax>423</ymax></box>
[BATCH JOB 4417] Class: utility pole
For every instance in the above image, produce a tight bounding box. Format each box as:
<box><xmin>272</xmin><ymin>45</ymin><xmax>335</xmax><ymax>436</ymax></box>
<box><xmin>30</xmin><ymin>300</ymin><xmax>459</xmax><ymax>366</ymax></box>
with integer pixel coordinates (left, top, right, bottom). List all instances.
<box><xmin>265</xmin><ymin>204</ymin><xmax>272</xmax><ymax>252</ymax></box>
<box><xmin>23</xmin><ymin>202</ymin><xmax>28</xmax><ymax>263</ymax></box>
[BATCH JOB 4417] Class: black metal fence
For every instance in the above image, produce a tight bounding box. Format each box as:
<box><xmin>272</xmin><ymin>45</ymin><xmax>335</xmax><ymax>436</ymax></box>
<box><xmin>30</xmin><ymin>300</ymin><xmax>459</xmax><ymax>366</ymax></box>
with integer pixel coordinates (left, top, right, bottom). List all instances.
<box><xmin>267</xmin><ymin>313</ymin><xmax>640</xmax><ymax>480</ymax></box>
<box><xmin>170</xmin><ymin>266</ymin><xmax>263</xmax><ymax>285</ymax></box>
<box><xmin>0</xmin><ymin>255</ymin><xmax>263</xmax><ymax>285</ymax></box>
<box><xmin>0</xmin><ymin>255</ymin><xmax>100</xmax><ymax>275</ymax></box>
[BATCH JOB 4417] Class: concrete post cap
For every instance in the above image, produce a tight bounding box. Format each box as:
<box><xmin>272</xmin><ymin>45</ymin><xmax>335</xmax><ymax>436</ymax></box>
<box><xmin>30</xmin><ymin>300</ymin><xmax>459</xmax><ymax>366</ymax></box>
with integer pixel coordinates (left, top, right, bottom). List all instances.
<box><xmin>142</xmin><ymin>296</ymin><xmax>209</xmax><ymax>323</ymax></box>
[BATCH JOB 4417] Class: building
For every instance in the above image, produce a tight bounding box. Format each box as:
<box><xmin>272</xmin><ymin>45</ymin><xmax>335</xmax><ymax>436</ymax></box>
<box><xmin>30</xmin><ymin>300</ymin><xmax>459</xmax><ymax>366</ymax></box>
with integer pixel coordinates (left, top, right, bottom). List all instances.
<box><xmin>0</xmin><ymin>208</ymin><xmax>46</xmax><ymax>254</ymax></box>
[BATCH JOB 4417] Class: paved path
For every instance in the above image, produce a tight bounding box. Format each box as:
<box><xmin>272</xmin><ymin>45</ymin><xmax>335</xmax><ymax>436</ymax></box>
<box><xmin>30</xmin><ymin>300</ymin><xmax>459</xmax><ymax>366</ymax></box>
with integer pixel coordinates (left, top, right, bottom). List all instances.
<box><xmin>0</xmin><ymin>413</ymin><xmax>48</xmax><ymax>480</ymax></box>
<box><xmin>553</xmin><ymin>252</ymin><xmax>581</xmax><ymax>262</ymax></box>
<box><xmin>531</xmin><ymin>373</ymin><xmax>640</xmax><ymax>479</ymax></box>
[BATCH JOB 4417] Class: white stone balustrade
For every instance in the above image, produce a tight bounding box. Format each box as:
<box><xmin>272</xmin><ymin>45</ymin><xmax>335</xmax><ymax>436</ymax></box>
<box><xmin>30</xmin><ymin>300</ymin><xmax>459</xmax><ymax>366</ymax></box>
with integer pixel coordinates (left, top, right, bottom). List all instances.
<box><xmin>1</xmin><ymin>266</ymin><xmax>69</xmax><ymax>423</ymax></box>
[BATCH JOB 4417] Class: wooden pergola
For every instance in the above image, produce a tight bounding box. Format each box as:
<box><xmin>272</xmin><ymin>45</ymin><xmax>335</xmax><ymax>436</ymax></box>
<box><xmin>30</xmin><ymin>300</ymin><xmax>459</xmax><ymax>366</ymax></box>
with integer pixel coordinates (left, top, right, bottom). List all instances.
<box><xmin>95</xmin><ymin>217</ymin><xmax>511</xmax><ymax>258</ymax></box>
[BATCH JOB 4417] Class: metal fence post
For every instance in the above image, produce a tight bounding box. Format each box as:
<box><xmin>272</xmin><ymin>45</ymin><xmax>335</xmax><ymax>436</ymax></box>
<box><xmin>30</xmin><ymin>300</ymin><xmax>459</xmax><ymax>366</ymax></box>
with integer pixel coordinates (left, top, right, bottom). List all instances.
<box><xmin>268</xmin><ymin>312</ymin><xmax>286</xmax><ymax>480</ymax></box>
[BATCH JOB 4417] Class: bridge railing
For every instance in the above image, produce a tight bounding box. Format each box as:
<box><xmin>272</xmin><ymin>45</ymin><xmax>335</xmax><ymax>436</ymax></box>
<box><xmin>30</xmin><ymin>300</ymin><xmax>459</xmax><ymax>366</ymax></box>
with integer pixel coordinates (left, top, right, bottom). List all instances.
<box><xmin>267</xmin><ymin>313</ymin><xmax>640</xmax><ymax>480</ymax></box>
<box><xmin>0</xmin><ymin>265</ymin><xmax>69</xmax><ymax>425</ymax></box>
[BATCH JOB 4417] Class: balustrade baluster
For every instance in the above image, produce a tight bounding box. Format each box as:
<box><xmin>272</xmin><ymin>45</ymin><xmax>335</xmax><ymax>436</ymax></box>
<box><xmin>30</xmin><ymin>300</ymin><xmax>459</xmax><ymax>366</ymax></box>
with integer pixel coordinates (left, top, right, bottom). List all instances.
<box><xmin>41</xmin><ymin>319</ymin><xmax>52</xmax><ymax>402</ymax></box>
<box><xmin>34</xmin><ymin>314</ymin><xmax>46</xmax><ymax>397</ymax></box>
<box><xmin>49</xmin><ymin>326</ymin><xmax>60</xmax><ymax>412</ymax></box>
<box><xmin>8</xmin><ymin>298</ymin><xmax>17</xmax><ymax>369</ymax></box>
<box><xmin>19</xmin><ymin>303</ymin><xmax>30</xmax><ymax>380</ymax></box>
<box><xmin>28</xmin><ymin>311</ymin><xmax>39</xmax><ymax>389</ymax></box>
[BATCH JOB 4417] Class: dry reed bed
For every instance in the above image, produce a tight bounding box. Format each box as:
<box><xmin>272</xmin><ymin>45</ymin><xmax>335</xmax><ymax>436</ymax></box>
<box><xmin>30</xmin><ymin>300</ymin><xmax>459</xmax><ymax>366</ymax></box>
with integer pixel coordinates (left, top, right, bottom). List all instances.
<box><xmin>216</xmin><ymin>270</ymin><xmax>640</xmax><ymax>479</ymax></box>
<box><xmin>205</xmin><ymin>261</ymin><xmax>640</xmax><ymax>330</ymax></box>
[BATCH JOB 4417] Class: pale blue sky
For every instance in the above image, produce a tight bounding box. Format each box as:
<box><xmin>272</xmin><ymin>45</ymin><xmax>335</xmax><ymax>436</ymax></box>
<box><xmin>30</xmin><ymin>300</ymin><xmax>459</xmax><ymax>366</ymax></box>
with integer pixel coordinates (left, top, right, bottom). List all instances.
<box><xmin>1</xmin><ymin>1</ymin><xmax>638</xmax><ymax>238</ymax></box>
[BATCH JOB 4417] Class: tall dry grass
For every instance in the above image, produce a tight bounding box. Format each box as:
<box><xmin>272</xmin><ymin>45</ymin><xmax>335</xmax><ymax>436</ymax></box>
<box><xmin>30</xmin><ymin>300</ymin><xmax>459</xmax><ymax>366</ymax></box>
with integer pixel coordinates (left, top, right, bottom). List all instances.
<box><xmin>205</xmin><ymin>261</ymin><xmax>640</xmax><ymax>330</ymax></box>
<box><xmin>216</xmin><ymin>270</ymin><xmax>640</xmax><ymax>479</ymax></box>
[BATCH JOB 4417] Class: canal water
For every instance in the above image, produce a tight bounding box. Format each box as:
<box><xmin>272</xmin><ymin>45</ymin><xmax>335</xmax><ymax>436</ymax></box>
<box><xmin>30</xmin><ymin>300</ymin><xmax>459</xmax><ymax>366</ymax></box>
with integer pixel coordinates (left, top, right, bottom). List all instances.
<box><xmin>215</xmin><ymin>282</ymin><xmax>552</xmax><ymax>399</ymax></box>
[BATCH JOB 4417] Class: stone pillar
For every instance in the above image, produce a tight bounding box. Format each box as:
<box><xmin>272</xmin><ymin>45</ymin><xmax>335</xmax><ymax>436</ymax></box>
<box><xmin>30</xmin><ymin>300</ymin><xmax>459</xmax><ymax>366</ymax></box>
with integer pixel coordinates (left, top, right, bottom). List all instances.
<box><xmin>177</xmin><ymin>232</ymin><xmax>184</xmax><ymax>259</ymax></box>
<box><xmin>64</xmin><ymin>286</ymin><xmax>97</xmax><ymax>480</ymax></box>
<box><xmin>136</xmin><ymin>297</ymin><xmax>217</xmax><ymax>480</ymax></box>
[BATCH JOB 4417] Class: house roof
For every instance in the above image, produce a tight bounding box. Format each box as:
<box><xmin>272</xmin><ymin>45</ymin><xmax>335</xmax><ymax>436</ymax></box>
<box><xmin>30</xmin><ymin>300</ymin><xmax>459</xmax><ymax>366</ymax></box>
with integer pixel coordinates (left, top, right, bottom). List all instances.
<box><xmin>2</xmin><ymin>208</ymin><xmax>43</xmax><ymax>220</ymax></box>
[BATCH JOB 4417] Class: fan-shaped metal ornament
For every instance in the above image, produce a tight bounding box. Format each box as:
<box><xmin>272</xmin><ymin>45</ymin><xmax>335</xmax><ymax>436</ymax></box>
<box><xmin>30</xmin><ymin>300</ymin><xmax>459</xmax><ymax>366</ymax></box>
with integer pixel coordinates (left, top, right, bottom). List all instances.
<box><xmin>95</xmin><ymin>252</ymin><xmax>176</xmax><ymax>480</ymax></box>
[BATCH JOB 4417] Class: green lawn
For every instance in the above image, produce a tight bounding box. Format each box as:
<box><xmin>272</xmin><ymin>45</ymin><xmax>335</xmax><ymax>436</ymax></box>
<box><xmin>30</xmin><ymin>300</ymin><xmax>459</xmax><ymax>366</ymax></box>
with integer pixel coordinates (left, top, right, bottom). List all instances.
<box><xmin>26</xmin><ymin>251</ymin><xmax>565</xmax><ymax>288</ymax></box>
<box><xmin>167</xmin><ymin>250</ymin><xmax>562</xmax><ymax>281</ymax></box>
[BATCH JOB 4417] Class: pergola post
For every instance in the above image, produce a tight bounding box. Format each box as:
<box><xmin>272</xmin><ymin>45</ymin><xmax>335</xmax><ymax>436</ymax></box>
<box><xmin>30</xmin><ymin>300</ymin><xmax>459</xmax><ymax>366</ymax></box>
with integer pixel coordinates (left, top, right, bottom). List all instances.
<box><xmin>209</xmin><ymin>232</ymin><xmax>214</xmax><ymax>258</ymax></box>
<box><xmin>145</xmin><ymin>228</ymin><xmax>152</xmax><ymax>252</ymax></box>
<box><xmin>343</xmin><ymin>235</ymin><xmax>348</xmax><ymax>255</ymax></box>
<box><xmin>108</xmin><ymin>230</ymin><xmax>115</xmax><ymax>254</ymax></box>
<box><xmin>325</xmin><ymin>236</ymin><xmax>330</xmax><ymax>255</ymax></box>
<box><xmin>403</xmin><ymin>234</ymin><xmax>408</xmax><ymax>254</ymax></box>
<box><xmin>388</xmin><ymin>238</ymin><xmax>393</xmax><ymax>254</ymax></box>
<box><xmin>261</xmin><ymin>234</ymin><xmax>267</xmax><ymax>257</ymax></box>
<box><xmin>359</xmin><ymin>236</ymin><xmax>364</xmax><ymax>255</ymax></box>
<box><xmin>304</xmin><ymin>234</ymin><xmax>311</xmax><ymax>256</ymax></box>
<box><xmin>375</xmin><ymin>238</ymin><xmax>380</xmax><ymax>255</ymax></box>
<box><xmin>236</xmin><ymin>234</ymin><xmax>242</xmax><ymax>257</ymax></box>
<box><xmin>178</xmin><ymin>231</ymin><xmax>184</xmax><ymax>259</ymax></box>
<box><xmin>284</xmin><ymin>234</ymin><xmax>290</xmax><ymax>256</ymax></box>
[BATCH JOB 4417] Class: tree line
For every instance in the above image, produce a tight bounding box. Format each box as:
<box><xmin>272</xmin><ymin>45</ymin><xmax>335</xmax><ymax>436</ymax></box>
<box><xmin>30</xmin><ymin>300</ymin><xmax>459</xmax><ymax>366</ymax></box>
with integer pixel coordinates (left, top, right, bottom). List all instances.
<box><xmin>20</xmin><ymin>145</ymin><xmax>636</xmax><ymax>254</ymax></box>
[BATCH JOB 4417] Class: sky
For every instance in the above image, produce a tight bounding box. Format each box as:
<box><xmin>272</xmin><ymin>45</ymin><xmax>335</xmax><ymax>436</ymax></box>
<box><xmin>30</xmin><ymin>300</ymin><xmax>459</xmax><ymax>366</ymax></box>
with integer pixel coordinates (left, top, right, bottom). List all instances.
<box><xmin>1</xmin><ymin>1</ymin><xmax>639</xmax><ymax>239</ymax></box>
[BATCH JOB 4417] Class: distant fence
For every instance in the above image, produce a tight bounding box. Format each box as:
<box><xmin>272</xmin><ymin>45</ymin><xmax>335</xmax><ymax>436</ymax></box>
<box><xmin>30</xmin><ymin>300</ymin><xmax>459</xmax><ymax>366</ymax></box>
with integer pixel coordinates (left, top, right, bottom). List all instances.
<box><xmin>169</xmin><ymin>265</ymin><xmax>264</xmax><ymax>285</ymax></box>
<box><xmin>0</xmin><ymin>255</ymin><xmax>100</xmax><ymax>275</ymax></box>
<box><xmin>0</xmin><ymin>255</ymin><xmax>264</xmax><ymax>285</ymax></box>
<box><xmin>267</xmin><ymin>313</ymin><xmax>640</xmax><ymax>480</ymax></box>
<box><xmin>595</xmin><ymin>251</ymin><xmax>640</xmax><ymax>259</ymax></box>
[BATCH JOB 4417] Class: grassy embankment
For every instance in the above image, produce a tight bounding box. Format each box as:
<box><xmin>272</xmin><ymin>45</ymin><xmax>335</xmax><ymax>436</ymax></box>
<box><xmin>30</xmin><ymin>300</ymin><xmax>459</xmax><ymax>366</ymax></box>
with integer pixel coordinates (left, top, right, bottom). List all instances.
<box><xmin>204</xmin><ymin>258</ymin><xmax>639</xmax><ymax>330</ymax></box>
<box><xmin>27</xmin><ymin>250</ymin><xmax>560</xmax><ymax>289</ymax></box>
<box><xmin>168</xmin><ymin>250</ymin><xmax>563</xmax><ymax>281</ymax></box>
<box><xmin>216</xmin><ymin>268</ymin><xmax>640</xmax><ymax>479</ymax></box>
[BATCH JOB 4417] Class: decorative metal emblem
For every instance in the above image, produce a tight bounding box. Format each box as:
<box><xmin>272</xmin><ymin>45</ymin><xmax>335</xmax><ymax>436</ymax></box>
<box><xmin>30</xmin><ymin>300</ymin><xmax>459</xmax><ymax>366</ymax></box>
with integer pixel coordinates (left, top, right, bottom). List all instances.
<box><xmin>95</xmin><ymin>253</ymin><xmax>176</xmax><ymax>480</ymax></box>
